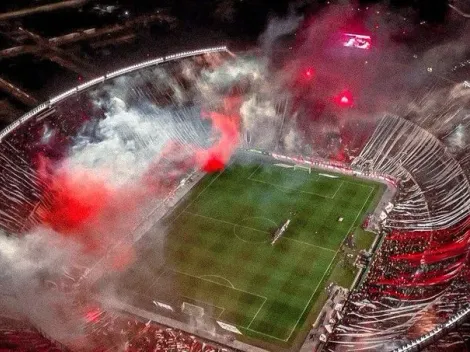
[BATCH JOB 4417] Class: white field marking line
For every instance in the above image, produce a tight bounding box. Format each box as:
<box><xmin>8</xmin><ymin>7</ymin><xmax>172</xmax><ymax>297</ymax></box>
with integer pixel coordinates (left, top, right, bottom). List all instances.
<box><xmin>199</xmin><ymin>275</ymin><xmax>235</xmax><ymax>289</ymax></box>
<box><xmin>233</xmin><ymin>216</ymin><xmax>277</xmax><ymax>244</ymax></box>
<box><xmin>248</xmin><ymin>177</ymin><xmax>333</xmax><ymax>199</ymax></box>
<box><xmin>79</xmin><ymin>170</ymin><xmax>191</xmax><ymax>283</ymax></box>
<box><xmin>244</xmin><ymin>327</ymin><xmax>287</xmax><ymax>341</ymax></box>
<box><xmin>283</xmin><ymin>249</ymin><xmax>337</xmax><ymax>342</ymax></box>
<box><xmin>170</xmin><ymin>167</ymin><xmax>228</xmax><ymax>225</ymax></box>
<box><xmin>247</xmin><ymin>164</ymin><xmax>262</xmax><ymax>179</ymax></box>
<box><xmin>247</xmin><ymin>298</ymin><xmax>267</xmax><ymax>329</ymax></box>
<box><xmin>142</xmin><ymin>168</ymin><xmax>230</xmax><ymax>294</ymax></box>
<box><xmin>172</xmin><ymin>269</ymin><xmax>267</xmax><ymax>301</ymax></box>
<box><xmin>282</xmin><ymin>236</ymin><xmax>336</xmax><ymax>254</ymax></box>
<box><xmin>283</xmin><ymin>184</ymin><xmax>376</xmax><ymax>342</ymax></box>
<box><xmin>174</xmin><ymin>268</ymin><xmax>269</xmax><ymax>331</ymax></box>
<box><xmin>344</xmin><ymin>185</ymin><xmax>375</xmax><ymax>237</ymax></box>
<box><xmin>330</xmin><ymin>180</ymin><xmax>344</xmax><ymax>199</ymax></box>
<box><xmin>181</xmin><ymin>295</ymin><xmax>226</xmax><ymax>319</ymax></box>
<box><xmin>292</xmin><ymin>166</ymin><xmax>319</xmax><ymax>181</ymax></box>
<box><xmin>244</xmin><ymin>216</ymin><xmax>278</xmax><ymax>227</ymax></box>
<box><xmin>144</xmin><ymin>266</ymin><xmax>167</xmax><ymax>294</ymax></box>
<box><xmin>184</xmin><ymin>211</ymin><xmax>270</xmax><ymax>234</ymax></box>
<box><xmin>250</xmin><ymin>164</ymin><xmax>372</xmax><ymax>199</ymax></box>
<box><xmin>343</xmin><ymin>179</ymin><xmax>375</xmax><ymax>191</ymax></box>
<box><xmin>233</xmin><ymin>227</ymin><xmax>269</xmax><ymax>244</ymax></box>
<box><xmin>182</xmin><ymin>212</ymin><xmax>336</xmax><ymax>339</ymax></box>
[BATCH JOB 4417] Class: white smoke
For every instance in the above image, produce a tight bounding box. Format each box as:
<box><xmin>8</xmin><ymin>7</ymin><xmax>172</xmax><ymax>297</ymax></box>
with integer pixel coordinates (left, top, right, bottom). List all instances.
<box><xmin>2</xmin><ymin>4</ymin><xmax>470</xmax><ymax>351</ymax></box>
<box><xmin>0</xmin><ymin>228</ymin><xmax>90</xmax><ymax>344</ymax></box>
<box><xmin>66</xmin><ymin>98</ymin><xmax>203</xmax><ymax>187</ymax></box>
<box><xmin>240</xmin><ymin>96</ymin><xmax>284</xmax><ymax>148</ymax></box>
<box><xmin>259</xmin><ymin>10</ymin><xmax>303</xmax><ymax>55</ymax></box>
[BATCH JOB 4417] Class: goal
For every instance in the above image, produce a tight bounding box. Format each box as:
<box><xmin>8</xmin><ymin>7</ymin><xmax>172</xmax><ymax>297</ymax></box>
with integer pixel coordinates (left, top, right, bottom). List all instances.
<box><xmin>293</xmin><ymin>164</ymin><xmax>312</xmax><ymax>174</ymax></box>
<box><xmin>182</xmin><ymin>302</ymin><xmax>205</xmax><ymax>318</ymax></box>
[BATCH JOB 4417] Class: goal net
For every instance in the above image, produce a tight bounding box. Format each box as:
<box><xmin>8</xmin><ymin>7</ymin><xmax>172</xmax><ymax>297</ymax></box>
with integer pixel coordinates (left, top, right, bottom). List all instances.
<box><xmin>293</xmin><ymin>164</ymin><xmax>312</xmax><ymax>174</ymax></box>
<box><xmin>181</xmin><ymin>302</ymin><xmax>204</xmax><ymax>318</ymax></box>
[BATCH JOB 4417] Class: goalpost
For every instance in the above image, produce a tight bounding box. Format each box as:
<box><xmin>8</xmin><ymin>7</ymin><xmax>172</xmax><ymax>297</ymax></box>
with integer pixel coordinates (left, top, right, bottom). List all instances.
<box><xmin>293</xmin><ymin>164</ymin><xmax>312</xmax><ymax>174</ymax></box>
<box><xmin>182</xmin><ymin>302</ymin><xmax>205</xmax><ymax>318</ymax></box>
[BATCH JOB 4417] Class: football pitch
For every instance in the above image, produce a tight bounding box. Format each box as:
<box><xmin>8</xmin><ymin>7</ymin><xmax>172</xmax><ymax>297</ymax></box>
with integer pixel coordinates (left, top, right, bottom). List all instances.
<box><xmin>117</xmin><ymin>154</ymin><xmax>384</xmax><ymax>348</ymax></box>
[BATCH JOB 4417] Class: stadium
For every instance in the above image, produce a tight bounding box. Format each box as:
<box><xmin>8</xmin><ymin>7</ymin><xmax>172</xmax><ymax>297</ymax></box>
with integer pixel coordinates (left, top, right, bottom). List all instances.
<box><xmin>0</xmin><ymin>30</ymin><xmax>469</xmax><ymax>352</ymax></box>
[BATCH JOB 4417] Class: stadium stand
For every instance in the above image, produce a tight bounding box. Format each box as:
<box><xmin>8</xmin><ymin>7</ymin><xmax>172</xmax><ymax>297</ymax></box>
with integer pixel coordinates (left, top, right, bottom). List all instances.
<box><xmin>0</xmin><ymin>48</ymin><xmax>469</xmax><ymax>352</ymax></box>
<box><xmin>0</xmin><ymin>316</ymin><xmax>65</xmax><ymax>352</ymax></box>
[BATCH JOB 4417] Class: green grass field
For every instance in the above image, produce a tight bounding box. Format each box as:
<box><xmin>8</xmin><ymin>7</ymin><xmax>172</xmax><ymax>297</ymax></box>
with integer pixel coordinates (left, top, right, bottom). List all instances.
<box><xmin>116</xmin><ymin>153</ymin><xmax>384</xmax><ymax>349</ymax></box>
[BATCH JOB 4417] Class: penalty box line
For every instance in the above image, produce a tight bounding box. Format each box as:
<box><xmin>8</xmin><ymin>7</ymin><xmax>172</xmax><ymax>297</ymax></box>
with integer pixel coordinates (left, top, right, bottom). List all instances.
<box><xmin>181</xmin><ymin>211</ymin><xmax>336</xmax><ymax>342</ymax></box>
<box><xmin>284</xmin><ymin>183</ymin><xmax>376</xmax><ymax>341</ymax></box>
<box><xmin>249</xmin><ymin>163</ymin><xmax>345</xmax><ymax>199</ymax></box>
<box><xmin>171</xmin><ymin>269</ymin><xmax>271</xmax><ymax>335</ymax></box>
<box><xmin>170</xmin><ymin>167</ymin><xmax>228</xmax><ymax>226</ymax></box>
<box><xmin>181</xmin><ymin>296</ymin><xmax>226</xmax><ymax>320</ymax></box>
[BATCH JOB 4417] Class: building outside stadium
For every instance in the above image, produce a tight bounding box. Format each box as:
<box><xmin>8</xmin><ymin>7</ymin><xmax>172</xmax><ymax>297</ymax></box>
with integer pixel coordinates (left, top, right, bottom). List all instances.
<box><xmin>0</xmin><ymin>46</ymin><xmax>469</xmax><ymax>352</ymax></box>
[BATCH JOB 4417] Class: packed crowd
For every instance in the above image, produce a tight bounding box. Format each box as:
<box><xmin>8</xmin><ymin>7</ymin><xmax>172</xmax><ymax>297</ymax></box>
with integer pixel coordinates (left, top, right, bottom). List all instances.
<box><xmin>0</xmin><ymin>94</ymin><xmax>100</xmax><ymax>235</ymax></box>
<box><xmin>0</xmin><ymin>317</ymin><xmax>64</xmax><ymax>352</ymax></box>
<box><xmin>322</xmin><ymin>112</ymin><xmax>470</xmax><ymax>350</ymax></box>
<box><xmin>84</xmin><ymin>308</ymin><xmax>232</xmax><ymax>352</ymax></box>
<box><xmin>0</xmin><ymin>52</ymin><xmax>469</xmax><ymax>352</ymax></box>
<box><xmin>325</xmin><ymin>210</ymin><xmax>470</xmax><ymax>350</ymax></box>
<box><xmin>368</xmin><ymin>215</ymin><xmax>470</xmax><ymax>293</ymax></box>
<box><xmin>0</xmin><ymin>309</ymin><xmax>234</xmax><ymax>352</ymax></box>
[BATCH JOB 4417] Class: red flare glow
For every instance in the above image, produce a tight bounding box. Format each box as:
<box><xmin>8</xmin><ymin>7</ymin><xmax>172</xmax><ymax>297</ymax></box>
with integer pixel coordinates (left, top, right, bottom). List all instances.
<box><xmin>200</xmin><ymin>155</ymin><xmax>226</xmax><ymax>173</ymax></box>
<box><xmin>334</xmin><ymin>90</ymin><xmax>354</xmax><ymax>107</ymax></box>
<box><xmin>37</xmin><ymin>103</ymin><xmax>241</xmax><ymax>274</ymax></box>
<box><xmin>37</xmin><ymin>159</ymin><xmax>142</xmax><ymax>256</ymax></box>
<box><xmin>196</xmin><ymin>109</ymin><xmax>240</xmax><ymax>172</ymax></box>
<box><xmin>39</xmin><ymin>167</ymin><xmax>111</xmax><ymax>243</ymax></box>
<box><xmin>305</xmin><ymin>67</ymin><xmax>315</xmax><ymax>78</ymax></box>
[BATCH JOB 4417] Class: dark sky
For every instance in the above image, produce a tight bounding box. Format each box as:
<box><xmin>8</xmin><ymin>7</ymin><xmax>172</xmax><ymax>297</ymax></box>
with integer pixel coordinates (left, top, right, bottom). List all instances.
<box><xmin>163</xmin><ymin>0</ymin><xmax>450</xmax><ymax>38</ymax></box>
<box><xmin>0</xmin><ymin>1</ymin><xmax>451</xmax><ymax>29</ymax></box>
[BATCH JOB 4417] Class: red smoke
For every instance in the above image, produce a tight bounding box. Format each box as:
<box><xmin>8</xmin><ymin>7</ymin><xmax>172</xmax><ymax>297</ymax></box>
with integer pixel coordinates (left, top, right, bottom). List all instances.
<box><xmin>40</xmin><ymin>167</ymin><xmax>111</xmax><ymax>238</ymax></box>
<box><xmin>37</xmin><ymin>106</ymin><xmax>240</xmax><ymax>270</ymax></box>
<box><xmin>145</xmin><ymin>102</ymin><xmax>241</xmax><ymax>175</ymax></box>
<box><xmin>37</xmin><ymin>159</ymin><xmax>142</xmax><ymax>269</ymax></box>
<box><xmin>196</xmin><ymin>110</ymin><xmax>240</xmax><ymax>172</ymax></box>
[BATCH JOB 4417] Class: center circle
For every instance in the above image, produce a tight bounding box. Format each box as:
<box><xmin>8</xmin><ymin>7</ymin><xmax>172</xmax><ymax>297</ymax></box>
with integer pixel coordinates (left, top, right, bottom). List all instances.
<box><xmin>233</xmin><ymin>217</ymin><xmax>278</xmax><ymax>243</ymax></box>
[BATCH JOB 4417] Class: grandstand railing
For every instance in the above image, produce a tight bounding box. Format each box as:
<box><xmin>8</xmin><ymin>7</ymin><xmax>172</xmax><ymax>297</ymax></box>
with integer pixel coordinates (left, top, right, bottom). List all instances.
<box><xmin>0</xmin><ymin>46</ymin><xmax>228</xmax><ymax>143</ymax></box>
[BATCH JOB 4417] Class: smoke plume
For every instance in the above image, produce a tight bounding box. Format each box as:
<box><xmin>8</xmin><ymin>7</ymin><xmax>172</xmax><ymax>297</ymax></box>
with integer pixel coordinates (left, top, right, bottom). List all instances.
<box><xmin>1</xmin><ymin>2</ymin><xmax>470</xmax><ymax>350</ymax></box>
